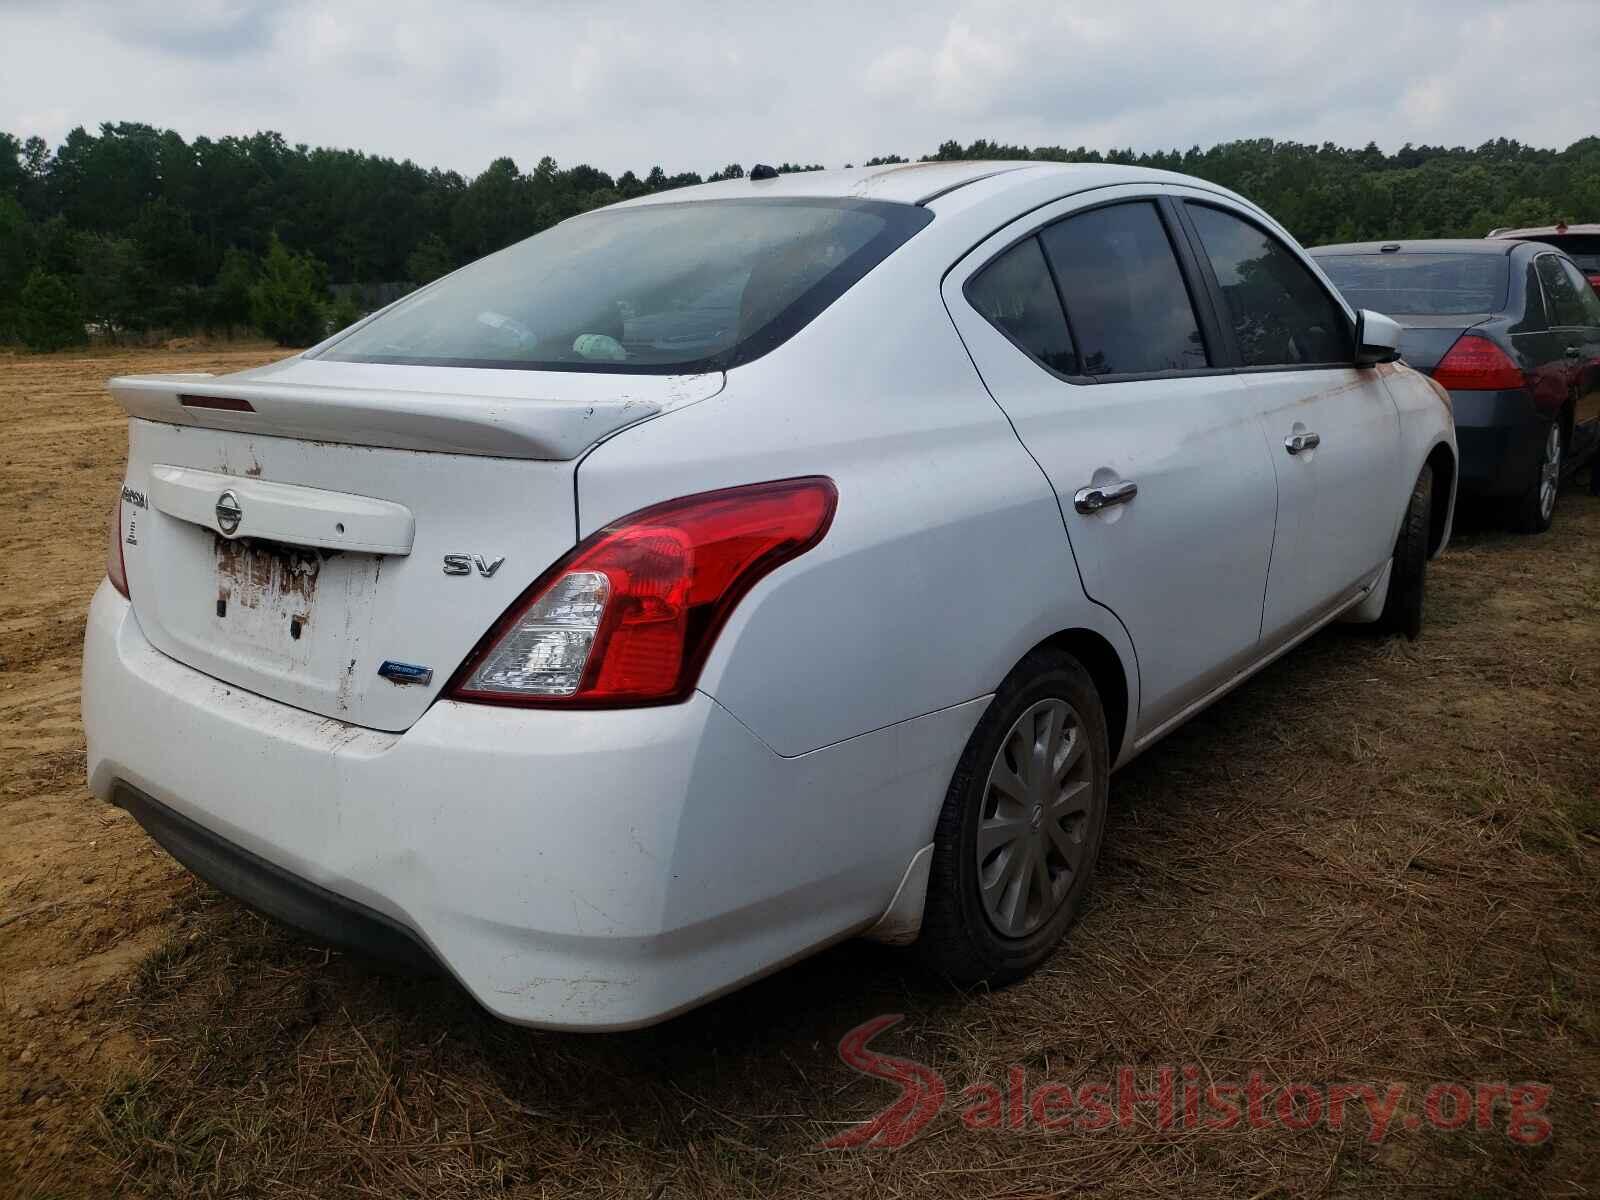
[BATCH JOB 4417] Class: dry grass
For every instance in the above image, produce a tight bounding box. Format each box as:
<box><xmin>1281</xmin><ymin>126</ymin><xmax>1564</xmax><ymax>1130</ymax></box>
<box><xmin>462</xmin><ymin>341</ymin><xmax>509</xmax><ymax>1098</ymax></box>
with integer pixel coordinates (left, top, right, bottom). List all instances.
<box><xmin>2</xmin><ymin>348</ymin><xmax>1597</xmax><ymax>1197</ymax></box>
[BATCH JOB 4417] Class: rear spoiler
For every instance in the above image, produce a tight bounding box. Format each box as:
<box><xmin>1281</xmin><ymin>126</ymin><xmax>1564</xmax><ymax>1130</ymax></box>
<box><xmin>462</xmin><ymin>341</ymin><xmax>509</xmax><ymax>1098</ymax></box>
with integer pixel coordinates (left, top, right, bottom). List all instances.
<box><xmin>108</xmin><ymin>368</ymin><xmax>723</xmax><ymax>461</ymax></box>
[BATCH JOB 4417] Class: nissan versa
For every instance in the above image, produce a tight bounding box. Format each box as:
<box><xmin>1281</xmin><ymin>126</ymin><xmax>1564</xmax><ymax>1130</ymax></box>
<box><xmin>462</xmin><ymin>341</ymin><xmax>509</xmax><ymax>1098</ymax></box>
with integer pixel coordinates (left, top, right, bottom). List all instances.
<box><xmin>83</xmin><ymin>162</ymin><xmax>1457</xmax><ymax>1030</ymax></box>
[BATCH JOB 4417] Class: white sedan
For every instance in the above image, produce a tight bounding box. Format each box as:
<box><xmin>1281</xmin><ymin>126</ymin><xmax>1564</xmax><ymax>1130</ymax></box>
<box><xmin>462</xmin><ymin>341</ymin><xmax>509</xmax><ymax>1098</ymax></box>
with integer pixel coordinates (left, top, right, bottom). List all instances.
<box><xmin>83</xmin><ymin>161</ymin><xmax>1456</xmax><ymax>1029</ymax></box>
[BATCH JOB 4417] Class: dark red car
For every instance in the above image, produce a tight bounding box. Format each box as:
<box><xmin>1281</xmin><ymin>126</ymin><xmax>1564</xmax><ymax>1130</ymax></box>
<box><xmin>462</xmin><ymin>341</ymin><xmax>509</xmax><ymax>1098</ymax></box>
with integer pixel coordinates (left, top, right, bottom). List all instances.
<box><xmin>1489</xmin><ymin>222</ymin><xmax>1600</xmax><ymax>296</ymax></box>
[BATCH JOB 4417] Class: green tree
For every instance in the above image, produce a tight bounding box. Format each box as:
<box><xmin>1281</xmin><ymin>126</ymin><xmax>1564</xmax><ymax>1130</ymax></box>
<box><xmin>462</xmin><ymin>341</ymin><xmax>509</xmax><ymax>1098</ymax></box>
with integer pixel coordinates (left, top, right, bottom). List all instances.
<box><xmin>209</xmin><ymin>246</ymin><xmax>256</xmax><ymax>334</ymax></box>
<box><xmin>405</xmin><ymin>233</ymin><xmax>454</xmax><ymax>284</ymax></box>
<box><xmin>450</xmin><ymin>157</ymin><xmax>532</xmax><ymax>261</ymax></box>
<box><xmin>0</xmin><ymin>196</ymin><xmax>37</xmax><ymax>341</ymax></box>
<box><xmin>75</xmin><ymin>233</ymin><xmax>154</xmax><ymax>339</ymax></box>
<box><xmin>250</xmin><ymin>235</ymin><xmax>327</xmax><ymax>346</ymax></box>
<box><xmin>328</xmin><ymin>292</ymin><xmax>362</xmax><ymax>331</ymax></box>
<box><xmin>18</xmin><ymin>269</ymin><xmax>86</xmax><ymax>350</ymax></box>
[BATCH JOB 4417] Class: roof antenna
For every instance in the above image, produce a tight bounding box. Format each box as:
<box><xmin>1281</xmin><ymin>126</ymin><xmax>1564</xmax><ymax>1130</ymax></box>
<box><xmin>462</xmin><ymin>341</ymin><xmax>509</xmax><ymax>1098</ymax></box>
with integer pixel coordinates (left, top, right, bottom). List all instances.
<box><xmin>749</xmin><ymin>164</ymin><xmax>779</xmax><ymax>181</ymax></box>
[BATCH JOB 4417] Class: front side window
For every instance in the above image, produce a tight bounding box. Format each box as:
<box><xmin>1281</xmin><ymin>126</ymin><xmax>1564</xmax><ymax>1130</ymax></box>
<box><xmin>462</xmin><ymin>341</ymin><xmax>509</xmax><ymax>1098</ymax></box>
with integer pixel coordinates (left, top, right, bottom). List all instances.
<box><xmin>317</xmin><ymin>198</ymin><xmax>931</xmax><ymax>373</ymax></box>
<box><xmin>1536</xmin><ymin>255</ymin><xmax>1589</xmax><ymax>328</ymax></box>
<box><xmin>964</xmin><ymin>237</ymin><xmax>1076</xmax><ymax>375</ymax></box>
<box><xmin>1039</xmin><ymin>202</ymin><xmax>1208</xmax><ymax>376</ymax></box>
<box><xmin>1187</xmin><ymin>204</ymin><xmax>1351</xmax><ymax>367</ymax></box>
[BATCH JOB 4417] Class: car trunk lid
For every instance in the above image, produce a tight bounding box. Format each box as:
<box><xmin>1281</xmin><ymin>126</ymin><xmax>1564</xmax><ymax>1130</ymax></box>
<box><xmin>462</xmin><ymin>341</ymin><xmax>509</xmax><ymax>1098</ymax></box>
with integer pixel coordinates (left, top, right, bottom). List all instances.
<box><xmin>1393</xmin><ymin>313</ymin><xmax>1494</xmax><ymax>375</ymax></box>
<box><xmin>112</xmin><ymin>359</ymin><xmax>722</xmax><ymax>731</ymax></box>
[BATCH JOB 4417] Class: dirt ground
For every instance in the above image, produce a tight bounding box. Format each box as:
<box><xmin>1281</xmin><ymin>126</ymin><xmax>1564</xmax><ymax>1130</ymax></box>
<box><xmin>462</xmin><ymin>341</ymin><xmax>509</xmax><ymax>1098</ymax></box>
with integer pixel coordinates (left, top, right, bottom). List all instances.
<box><xmin>1</xmin><ymin>346</ymin><xmax>1597</xmax><ymax>1199</ymax></box>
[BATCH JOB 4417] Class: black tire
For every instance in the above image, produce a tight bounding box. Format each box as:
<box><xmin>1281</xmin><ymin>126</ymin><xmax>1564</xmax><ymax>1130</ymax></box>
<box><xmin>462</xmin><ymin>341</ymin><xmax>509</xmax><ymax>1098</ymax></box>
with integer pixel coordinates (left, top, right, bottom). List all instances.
<box><xmin>1378</xmin><ymin>462</ymin><xmax>1432</xmax><ymax>640</ymax></box>
<box><xmin>1510</xmin><ymin>417</ymin><xmax>1563</xmax><ymax>534</ymax></box>
<box><xmin>918</xmin><ymin>649</ymin><xmax>1109</xmax><ymax>986</ymax></box>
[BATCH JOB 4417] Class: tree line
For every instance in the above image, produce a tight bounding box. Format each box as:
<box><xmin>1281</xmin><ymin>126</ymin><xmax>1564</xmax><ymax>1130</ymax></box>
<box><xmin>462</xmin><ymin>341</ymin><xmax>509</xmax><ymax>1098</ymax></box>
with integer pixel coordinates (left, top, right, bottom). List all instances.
<box><xmin>2</xmin><ymin>121</ymin><xmax>1597</xmax><ymax>351</ymax></box>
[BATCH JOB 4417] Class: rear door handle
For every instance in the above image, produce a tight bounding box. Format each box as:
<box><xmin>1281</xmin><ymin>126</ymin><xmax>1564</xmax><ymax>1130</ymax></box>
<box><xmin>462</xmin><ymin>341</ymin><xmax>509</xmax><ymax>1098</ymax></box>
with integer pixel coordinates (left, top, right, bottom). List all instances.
<box><xmin>1566</xmin><ymin>346</ymin><xmax>1582</xmax><ymax>359</ymax></box>
<box><xmin>1073</xmin><ymin>480</ymin><xmax>1138</xmax><ymax>514</ymax></box>
<box><xmin>1285</xmin><ymin>431</ymin><xmax>1321</xmax><ymax>455</ymax></box>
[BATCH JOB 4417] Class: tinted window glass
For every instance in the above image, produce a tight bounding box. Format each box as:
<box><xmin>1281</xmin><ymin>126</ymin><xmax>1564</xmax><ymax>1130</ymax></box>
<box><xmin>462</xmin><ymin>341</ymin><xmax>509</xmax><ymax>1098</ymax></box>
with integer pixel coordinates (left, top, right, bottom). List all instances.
<box><xmin>965</xmin><ymin>236</ymin><xmax>1076</xmax><ymax>375</ymax></box>
<box><xmin>1188</xmin><ymin>204</ymin><xmax>1351</xmax><ymax>367</ymax></box>
<box><xmin>1536</xmin><ymin>255</ymin><xmax>1588</xmax><ymax>327</ymax></box>
<box><xmin>1519</xmin><ymin>262</ymin><xmax>1549</xmax><ymax>329</ymax></box>
<box><xmin>1038</xmin><ymin>202</ymin><xmax>1207</xmax><ymax>376</ymax></box>
<box><xmin>318</xmin><ymin>198</ymin><xmax>931</xmax><ymax>373</ymax></box>
<box><xmin>1313</xmin><ymin>252</ymin><xmax>1508</xmax><ymax>315</ymax></box>
<box><xmin>1557</xmin><ymin>258</ymin><xmax>1600</xmax><ymax>326</ymax></box>
<box><xmin>1530</xmin><ymin>235</ymin><xmax>1600</xmax><ymax>274</ymax></box>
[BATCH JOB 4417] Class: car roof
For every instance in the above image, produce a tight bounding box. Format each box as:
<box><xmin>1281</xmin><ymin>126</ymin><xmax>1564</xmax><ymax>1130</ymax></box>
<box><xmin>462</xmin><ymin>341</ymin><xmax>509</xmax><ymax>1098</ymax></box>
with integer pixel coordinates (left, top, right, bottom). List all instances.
<box><xmin>1308</xmin><ymin>239</ymin><xmax>1520</xmax><ymax>256</ymax></box>
<box><xmin>608</xmin><ymin>160</ymin><xmax>1212</xmax><ymax>209</ymax></box>
<box><xmin>1487</xmin><ymin>223</ymin><xmax>1600</xmax><ymax>238</ymax></box>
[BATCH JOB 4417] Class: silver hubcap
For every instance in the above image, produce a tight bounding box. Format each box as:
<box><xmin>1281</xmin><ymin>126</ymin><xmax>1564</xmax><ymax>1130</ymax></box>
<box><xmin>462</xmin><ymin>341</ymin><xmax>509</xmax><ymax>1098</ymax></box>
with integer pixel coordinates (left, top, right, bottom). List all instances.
<box><xmin>976</xmin><ymin>698</ymin><xmax>1093</xmax><ymax>938</ymax></box>
<box><xmin>1539</xmin><ymin>423</ymin><xmax>1561</xmax><ymax>521</ymax></box>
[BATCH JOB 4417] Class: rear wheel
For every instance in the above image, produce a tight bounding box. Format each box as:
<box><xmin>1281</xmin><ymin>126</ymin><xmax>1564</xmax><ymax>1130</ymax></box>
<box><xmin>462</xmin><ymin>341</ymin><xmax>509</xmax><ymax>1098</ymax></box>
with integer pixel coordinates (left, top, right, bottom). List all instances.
<box><xmin>1378</xmin><ymin>463</ymin><xmax>1432</xmax><ymax>640</ymax></box>
<box><xmin>918</xmin><ymin>650</ymin><xmax>1109</xmax><ymax>986</ymax></box>
<box><xmin>1511</xmin><ymin>419</ymin><xmax>1563</xmax><ymax>534</ymax></box>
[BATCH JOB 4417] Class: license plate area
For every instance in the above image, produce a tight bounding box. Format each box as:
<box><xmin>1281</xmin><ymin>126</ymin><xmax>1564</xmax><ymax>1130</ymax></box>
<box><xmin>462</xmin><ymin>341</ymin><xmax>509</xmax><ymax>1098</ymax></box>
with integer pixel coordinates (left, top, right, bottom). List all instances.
<box><xmin>211</xmin><ymin>535</ymin><xmax>382</xmax><ymax>681</ymax></box>
<box><xmin>215</xmin><ymin>536</ymin><xmax>325</xmax><ymax>642</ymax></box>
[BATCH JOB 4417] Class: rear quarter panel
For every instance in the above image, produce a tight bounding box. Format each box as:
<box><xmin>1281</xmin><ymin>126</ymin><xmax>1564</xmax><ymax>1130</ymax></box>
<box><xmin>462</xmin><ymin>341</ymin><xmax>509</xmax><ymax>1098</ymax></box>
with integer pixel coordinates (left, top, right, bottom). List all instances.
<box><xmin>1377</xmin><ymin>362</ymin><xmax>1458</xmax><ymax>555</ymax></box>
<box><xmin>574</xmin><ymin>241</ymin><xmax>1138</xmax><ymax>758</ymax></box>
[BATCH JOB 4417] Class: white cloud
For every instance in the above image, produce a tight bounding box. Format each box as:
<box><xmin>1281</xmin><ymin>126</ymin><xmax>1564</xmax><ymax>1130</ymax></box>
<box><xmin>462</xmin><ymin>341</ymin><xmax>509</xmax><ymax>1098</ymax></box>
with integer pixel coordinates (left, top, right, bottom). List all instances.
<box><xmin>1</xmin><ymin>0</ymin><xmax>1595</xmax><ymax>180</ymax></box>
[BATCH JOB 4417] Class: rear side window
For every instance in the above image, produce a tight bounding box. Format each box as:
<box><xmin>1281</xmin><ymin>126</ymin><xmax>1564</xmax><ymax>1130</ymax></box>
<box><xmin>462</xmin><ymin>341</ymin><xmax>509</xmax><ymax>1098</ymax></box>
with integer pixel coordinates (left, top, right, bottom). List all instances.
<box><xmin>1536</xmin><ymin>255</ymin><xmax>1589</xmax><ymax>327</ymax></box>
<box><xmin>964</xmin><ymin>237</ymin><xmax>1076</xmax><ymax>375</ymax></box>
<box><xmin>1187</xmin><ymin>204</ymin><xmax>1351</xmax><ymax>367</ymax></box>
<box><xmin>316</xmin><ymin>198</ymin><xmax>932</xmax><ymax>373</ymax></box>
<box><xmin>1039</xmin><ymin>202</ymin><xmax>1208</xmax><ymax>376</ymax></box>
<box><xmin>1313</xmin><ymin>252</ymin><xmax>1509</xmax><ymax>315</ymax></box>
<box><xmin>1556</xmin><ymin>258</ymin><xmax>1600</xmax><ymax>327</ymax></box>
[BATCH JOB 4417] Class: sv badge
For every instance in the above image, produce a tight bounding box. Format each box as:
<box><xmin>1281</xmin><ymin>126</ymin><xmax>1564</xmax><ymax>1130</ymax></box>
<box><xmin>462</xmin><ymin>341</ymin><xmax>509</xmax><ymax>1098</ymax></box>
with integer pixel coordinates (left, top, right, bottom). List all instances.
<box><xmin>443</xmin><ymin>553</ymin><xmax>505</xmax><ymax>578</ymax></box>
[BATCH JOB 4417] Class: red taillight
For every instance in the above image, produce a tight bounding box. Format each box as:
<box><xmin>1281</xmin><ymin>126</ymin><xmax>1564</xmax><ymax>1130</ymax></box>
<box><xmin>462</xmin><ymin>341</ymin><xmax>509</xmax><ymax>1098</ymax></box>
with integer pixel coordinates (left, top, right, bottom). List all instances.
<box><xmin>1586</xmin><ymin>274</ymin><xmax>1600</xmax><ymax>295</ymax></box>
<box><xmin>1431</xmin><ymin>334</ymin><xmax>1525</xmax><ymax>391</ymax></box>
<box><xmin>106</xmin><ymin>492</ymin><xmax>130</xmax><ymax>598</ymax></box>
<box><xmin>449</xmin><ymin>477</ymin><xmax>837</xmax><ymax>707</ymax></box>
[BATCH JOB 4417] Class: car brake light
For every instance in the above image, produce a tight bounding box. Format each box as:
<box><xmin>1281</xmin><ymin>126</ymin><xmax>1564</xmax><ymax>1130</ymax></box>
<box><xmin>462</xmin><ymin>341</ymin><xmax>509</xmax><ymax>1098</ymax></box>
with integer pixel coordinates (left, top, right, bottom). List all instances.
<box><xmin>1431</xmin><ymin>334</ymin><xmax>1525</xmax><ymax>391</ymax></box>
<box><xmin>1586</xmin><ymin>273</ymin><xmax>1600</xmax><ymax>294</ymax></box>
<box><xmin>106</xmin><ymin>492</ymin><xmax>130</xmax><ymax>598</ymax></box>
<box><xmin>449</xmin><ymin>477</ymin><xmax>837</xmax><ymax>707</ymax></box>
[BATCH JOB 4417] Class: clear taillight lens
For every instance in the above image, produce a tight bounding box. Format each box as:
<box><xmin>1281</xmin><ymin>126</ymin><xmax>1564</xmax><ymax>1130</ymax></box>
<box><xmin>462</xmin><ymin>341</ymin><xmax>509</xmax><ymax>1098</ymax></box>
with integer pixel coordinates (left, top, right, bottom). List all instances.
<box><xmin>106</xmin><ymin>493</ymin><xmax>129</xmax><ymax>598</ymax></box>
<box><xmin>465</xmin><ymin>570</ymin><xmax>611</xmax><ymax>696</ymax></box>
<box><xmin>449</xmin><ymin>477</ymin><xmax>837</xmax><ymax>707</ymax></box>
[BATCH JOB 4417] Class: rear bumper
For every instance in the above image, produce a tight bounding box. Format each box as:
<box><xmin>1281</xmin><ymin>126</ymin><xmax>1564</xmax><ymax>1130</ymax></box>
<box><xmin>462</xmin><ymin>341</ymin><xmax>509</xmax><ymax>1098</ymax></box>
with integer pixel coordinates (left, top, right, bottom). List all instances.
<box><xmin>83</xmin><ymin>582</ymin><xmax>983</xmax><ymax>1029</ymax></box>
<box><xmin>113</xmin><ymin>782</ymin><xmax>439</xmax><ymax>972</ymax></box>
<box><xmin>1449</xmin><ymin>388</ymin><xmax>1547</xmax><ymax>497</ymax></box>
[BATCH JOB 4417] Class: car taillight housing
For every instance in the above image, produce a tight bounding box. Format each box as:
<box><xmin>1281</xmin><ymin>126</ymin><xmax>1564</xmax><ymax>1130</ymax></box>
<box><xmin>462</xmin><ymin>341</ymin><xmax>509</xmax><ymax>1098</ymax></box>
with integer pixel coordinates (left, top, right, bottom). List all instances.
<box><xmin>1431</xmin><ymin>334</ymin><xmax>1525</xmax><ymax>391</ymax></box>
<box><xmin>106</xmin><ymin>492</ymin><xmax>129</xmax><ymax>598</ymax></box>
<box><xmin>449</xmin><ymin>477</ymin><xmax>837</xmax><ymax>707</ymax></box>
<box><xmin>1586</xmin><ymin>273</ymin><xmax>1600</xmax><ymax>295</ymax></box>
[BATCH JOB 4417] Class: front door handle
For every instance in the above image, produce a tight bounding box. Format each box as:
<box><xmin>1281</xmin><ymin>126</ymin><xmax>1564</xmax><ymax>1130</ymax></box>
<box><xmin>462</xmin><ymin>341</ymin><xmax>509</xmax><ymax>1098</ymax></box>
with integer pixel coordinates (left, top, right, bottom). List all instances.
<box><xmin>1285</xmin><ymin>431</ymin><xmax>1321</xmax><ymax>455</ymax></box>
<box><xmin>1566</xmin><ymin>346</ymin><xmax>1582</xmax><ymax>359</ymax></box>
<box><xmin>1073</xmin><ymin>479</ymin><xmax>1139</xmax><ymax>514</ymax></box>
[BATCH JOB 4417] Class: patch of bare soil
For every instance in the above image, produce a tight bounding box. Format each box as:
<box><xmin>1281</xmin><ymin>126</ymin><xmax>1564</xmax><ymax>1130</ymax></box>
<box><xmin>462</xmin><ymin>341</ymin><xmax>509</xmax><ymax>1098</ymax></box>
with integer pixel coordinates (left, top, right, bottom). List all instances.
<box><xmin>1</xmin><ymin>348</ymin><xmax>1596</xmax><ymax>1198</ymax></box>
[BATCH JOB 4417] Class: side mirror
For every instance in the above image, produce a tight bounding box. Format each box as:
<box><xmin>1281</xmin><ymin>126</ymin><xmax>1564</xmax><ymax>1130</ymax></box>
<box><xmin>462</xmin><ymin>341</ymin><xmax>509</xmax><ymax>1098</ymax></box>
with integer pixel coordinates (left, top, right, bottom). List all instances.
<box><xmin>1354</xmin><ymin>309</ymin><xmax>1402</xmax><ymax>367</ymax></box>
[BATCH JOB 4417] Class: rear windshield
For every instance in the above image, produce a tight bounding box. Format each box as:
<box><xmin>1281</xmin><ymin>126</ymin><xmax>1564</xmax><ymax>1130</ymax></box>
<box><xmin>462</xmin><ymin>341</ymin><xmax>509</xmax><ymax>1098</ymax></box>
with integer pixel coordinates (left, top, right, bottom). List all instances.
<box><xmin>315</xmin><ymin>198</ymin><xmax>932</xmax><ymax>373</ymax></box>
<box><xmin>1313</xmin><ymin>252</ymin><xmax>1509</xmax><ymax>315</ymax></box>
<box><xmin>1526</xmin><ymin>235</ymin><xmax>1600</xmax><ymax>274</ymax></box>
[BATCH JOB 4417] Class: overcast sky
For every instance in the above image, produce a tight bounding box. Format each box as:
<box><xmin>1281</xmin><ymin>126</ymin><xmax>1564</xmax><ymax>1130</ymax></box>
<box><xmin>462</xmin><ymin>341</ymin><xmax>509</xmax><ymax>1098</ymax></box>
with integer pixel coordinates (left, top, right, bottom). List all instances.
<box><xmin>4</xmin><ymin>0</ymin><xmax>1597</xmax><ymax>179</ymax></box>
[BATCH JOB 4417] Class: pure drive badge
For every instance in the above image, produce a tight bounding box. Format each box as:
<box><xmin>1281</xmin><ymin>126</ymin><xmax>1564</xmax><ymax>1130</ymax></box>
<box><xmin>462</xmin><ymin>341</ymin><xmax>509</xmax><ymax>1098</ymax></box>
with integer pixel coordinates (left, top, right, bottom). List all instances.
<box><xmin>378</xmin><ymin>660</ymin><xmax>434</xmax><ymax>686</ymax></box>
